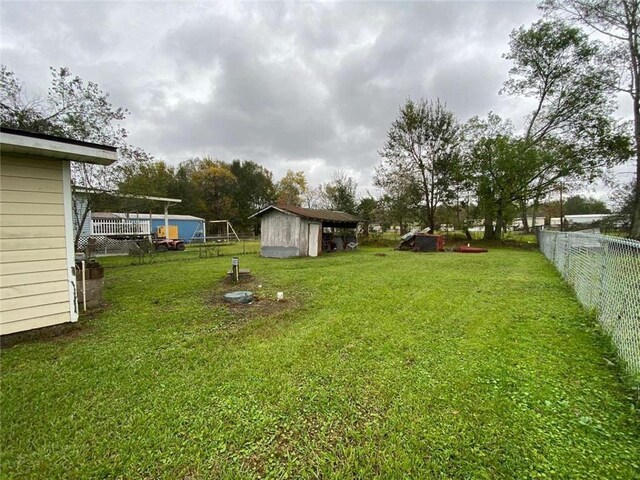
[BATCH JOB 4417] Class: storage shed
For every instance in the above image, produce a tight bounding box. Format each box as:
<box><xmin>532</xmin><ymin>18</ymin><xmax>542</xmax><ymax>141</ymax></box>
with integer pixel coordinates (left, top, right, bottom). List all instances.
<box><xmin>250</xmin><ymin>205</ymin><xmax>364</xmax><ymax>258</ymax></box>
<box><xmin>0</xmin><ymin>128</ymin><xmax>117</xmax><ymax>335</ymax></box>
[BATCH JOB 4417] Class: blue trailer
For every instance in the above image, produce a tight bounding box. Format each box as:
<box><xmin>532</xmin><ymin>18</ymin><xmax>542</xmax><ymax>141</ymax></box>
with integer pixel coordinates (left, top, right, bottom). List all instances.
<box><xmin>144</xmin><ymin>214</ymin><xmax>206</xmax><ymax>242</ymax></box>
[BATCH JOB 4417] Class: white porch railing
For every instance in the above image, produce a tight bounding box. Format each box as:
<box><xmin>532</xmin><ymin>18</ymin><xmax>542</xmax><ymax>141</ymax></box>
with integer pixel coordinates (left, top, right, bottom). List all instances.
<box><xmin>91</xmin><ymin>218</ymin><xmax>151</xmax><ymax>236</ymax></box>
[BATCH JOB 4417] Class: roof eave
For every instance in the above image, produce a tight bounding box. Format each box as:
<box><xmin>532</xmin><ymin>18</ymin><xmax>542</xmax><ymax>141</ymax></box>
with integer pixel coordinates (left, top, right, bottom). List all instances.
<box><xmin>0</xmin><ymin>132</ymin><xmax>118</xmax><ymax>165</ymax></box>
<box><xmin>248</xmin><ymin>205</ymin><xmax>293</xmax><ymax>219</ymax></box>
<box><xmin>249</xmin><ymin>204</ymin><xmax>364</xmax><ymax>223</ymax></box>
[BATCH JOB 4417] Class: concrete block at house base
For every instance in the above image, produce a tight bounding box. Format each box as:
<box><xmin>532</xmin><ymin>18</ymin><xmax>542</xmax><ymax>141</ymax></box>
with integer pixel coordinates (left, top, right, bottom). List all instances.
<box><xmin>75</xmin><ymin>277</ymin><xmax>104</xmax><ymax>310</ymax></box>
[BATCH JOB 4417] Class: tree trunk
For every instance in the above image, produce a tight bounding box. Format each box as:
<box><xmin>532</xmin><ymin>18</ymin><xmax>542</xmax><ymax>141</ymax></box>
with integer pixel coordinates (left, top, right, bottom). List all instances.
<box><xmin>429</xmin><ymin>172</ymin><xmax>436</xmax><ymax>231</ymax></box>
<box><xmin>520</xmin><ymin>200</ymin><xmax>529</xmax><ymax>233</ymax></box>
<box><xmin>559</xmin><ymin>182</ymin><xmax>564</xmax><ymax>232</ymax></box>
<box><xmin>483</xmin><ymin>212</ymin><xmax>495</xmax><ymax>240</ymax></box>
<box><xmin>630</xmin><ymin>80</ymin><xmax>640</xmax><ymax>239</ymax></box>
<box><xmin>495</xmin><ymin>209</ymin><xmax>504</xmax><ymax>240</ymax></box>
<box><xmin>360</xmin><ymin>221</ymin><xmax>369</xmax><ymax>238</ymax></box>
<box><xmin>631</xmin><ymin>169</ymin><xmax>640</xmax><ymax>239</ymax></box>
<box><xmin>427</xmin><ymin>209</ymin><xmax>436</xmax><ymax>232</ymax></box>
<box><xmin>531</xmin><ymin>195</ymin><xmax>540</xmax><ymax>237</ymax></box>
<box><xmin>627</xmin><ymin>9</ymin><xmax>640</xmax><ymax>240</ymax></box>
<box><xmin>463</xmin><ymin>227</ymin><xmax>472</xmax><ymax>241</ymax></box>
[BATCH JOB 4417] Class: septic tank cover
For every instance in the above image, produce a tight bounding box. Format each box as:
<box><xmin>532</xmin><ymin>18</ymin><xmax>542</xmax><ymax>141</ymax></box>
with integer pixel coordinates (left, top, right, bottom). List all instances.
<box><xmin>223</xmin><ymin>291</ymin><xmax>254</xmax><ymax>304</ymax></box>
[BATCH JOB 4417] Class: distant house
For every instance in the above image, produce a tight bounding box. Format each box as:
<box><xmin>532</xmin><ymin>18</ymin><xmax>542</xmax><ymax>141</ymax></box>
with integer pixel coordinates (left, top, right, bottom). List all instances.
<box><xmin>250</xmin><ymin>205</ymin><xmax>364</xmax><ymax>258</ymax></box>
<box><xmin>550</xmin><ymin>214</ymin><xmax>616</xmax><ymax>227</ymax></box>
<box><xmin>511</xmin><ymin>217</ymin><xmax>546</xmax><ymax>230</ymax></box>
<box><xmin>0</xmin><ymin>128</ymin><xmax>117</xmax><ymax>335</ymax></box>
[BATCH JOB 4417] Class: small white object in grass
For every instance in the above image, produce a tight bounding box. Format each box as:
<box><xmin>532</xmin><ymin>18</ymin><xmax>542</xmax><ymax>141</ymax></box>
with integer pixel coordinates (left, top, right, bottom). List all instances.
<box><xmin>258</xmin><ymin>284</ymin><xmax>262</xmax><ymax>288</ymax></box>
<box><xmin>467</xmin><ymin>243</ymin><xmax>470</xmax><ymax>247</ymax></box>
<box><xmin>277</xmin><ymin>292</ymin><xmax>284</xmax><ymax>301</ymax></box>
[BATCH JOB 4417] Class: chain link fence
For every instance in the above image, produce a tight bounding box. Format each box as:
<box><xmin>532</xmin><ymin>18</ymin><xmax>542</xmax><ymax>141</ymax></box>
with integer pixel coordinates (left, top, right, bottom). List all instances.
<box><xmin>538</xmin><ymin>231</ymin><xmax>640</xmax><ymax>383</ymax></box>
<box><xmin>76</xmin><ymin>236</ymin><xmax>142</xmax><ymax>256</ymax></box>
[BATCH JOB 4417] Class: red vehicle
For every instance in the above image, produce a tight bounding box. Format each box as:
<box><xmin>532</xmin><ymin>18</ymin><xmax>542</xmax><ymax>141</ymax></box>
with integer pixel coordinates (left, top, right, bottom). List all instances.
<box><xmin>153</xmin><ymin>238</ymin><xmax>185</xmax><ymax>252</ymax></box>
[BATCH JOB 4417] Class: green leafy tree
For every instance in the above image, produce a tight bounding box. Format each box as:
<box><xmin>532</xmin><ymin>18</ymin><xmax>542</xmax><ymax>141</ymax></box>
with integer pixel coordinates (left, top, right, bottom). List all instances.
<box><xmin>186</xmin><ymin>157</ymin><xmax>238</xmax><ymax>222</ymax></box>
<box><xmin>119</xmin><ymin>161</ymin><xmax>176</xmax><ymax>199</ymax></box>
<box><xmin>374</xmin><ymin>162</ymin><xmax>423</xmax><ymax>234</ymax></box>
<box><xmin>504</xmin><ymin>20</ymin><xmax>616</xmax><ymax>144</ymax></box>
<box><xmin>229</xmin><ymin>160</ymin><xmax>276</xmax><ymax>231</ymax></box>
<box><xmin>110</xmin><ymin>161</ymin><xmax>184</xmax><ymax>244</ymax></box>
<box><xmin>357</xmin><ymin>197</ymin><xmax>377</xmax><ymax>221</ymax></box>
<box><xmin>323</xmin><ymin>171</ymin><xmax>358</xmax><ymax>214</ymax></box>
<box><xmin>541</xmin><ymin>0</ymin><xmax>640</xmax><ymax>239</ymax></box>
<box><xmin>378</xmin><ymin>98</ymin><xmax>463</xmax><ymax>231</ymax></box>
<box><xmin>502</xmin><ymin>20</ymin><xmax>631</xmax><ymax>231</ymax></box>
<box><xmin>170</xmin><ymin>163</ymin><xmax>203</xmax><ymax>217</ymax></box>
<box><xmin>118</xmin><ymin>158</ymin><xmax>276</xmax><ymax>231</ymax></box>
<box><xmin>611</xmin><ymin>179</ymin><xmax>637</xmax><ymax>229</ymax></box>
<box><xmin>464</xmin><ymin>112</ymin><xmax>619</xmax><ymax>239</ymax></box>
<box><xmin>563</xmin><ymin>195</ymin><xmax>611</xmax><ymax>215</ymax></box>
<box><xmin>276</xmin><ymin>170</ymin><xmax>308</xmax><ymax>206</ymax></box>
<box><xmin>117</xmin><ymin>161</ymin><xmax>201</xmax><ymax>216</ymax></box>
<box><xmin>467</xmin><ymin>135</ymin><xmax>527</xmax><ymax>239</ymax></box>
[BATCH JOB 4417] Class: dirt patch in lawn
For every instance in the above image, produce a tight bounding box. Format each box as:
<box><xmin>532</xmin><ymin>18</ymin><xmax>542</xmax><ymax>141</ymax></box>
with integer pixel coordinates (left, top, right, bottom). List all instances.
<box><xmin>206</xmin><ymin>274</ymin><xmax>300</xmax><ymax>333</ymax></box>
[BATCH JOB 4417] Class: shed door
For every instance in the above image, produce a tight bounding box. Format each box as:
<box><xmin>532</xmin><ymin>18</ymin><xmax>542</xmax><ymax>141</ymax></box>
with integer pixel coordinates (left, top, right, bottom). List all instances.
<box><xmin>308</xmin><ymin>223</ymin><xmax>320</xmax><ymax>257</ymax></box>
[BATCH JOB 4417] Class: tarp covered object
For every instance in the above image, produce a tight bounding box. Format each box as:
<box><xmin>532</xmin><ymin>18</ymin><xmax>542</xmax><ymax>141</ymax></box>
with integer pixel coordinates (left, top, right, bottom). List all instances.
<box><xmin>398</xmin><ymin>232</ymin><xmax>444</xmax><ymax>252</ymax></box>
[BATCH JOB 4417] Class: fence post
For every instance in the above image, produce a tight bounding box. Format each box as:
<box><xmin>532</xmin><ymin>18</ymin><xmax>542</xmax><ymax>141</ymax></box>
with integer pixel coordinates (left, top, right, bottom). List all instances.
<box><xmin>564</xmin><ymin>233</ymin><xmax>571</xmax><ymax>282</ymax></box>
<box><xmin>598</xmin><ymin>238</ymin><xmax>608</xmax><ymax>324</ymax></box>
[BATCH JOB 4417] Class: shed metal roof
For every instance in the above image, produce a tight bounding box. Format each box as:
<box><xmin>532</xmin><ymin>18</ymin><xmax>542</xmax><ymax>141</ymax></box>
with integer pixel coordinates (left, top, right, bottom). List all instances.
<box><xmin>250</xmin><ymin>204</ymin><xmax>364</xmax><ymax>223</ymax></box>
<box><xmin>91</xmin><ymin>212</ymin><xmax>121</xmax><ymax>219</ymax></box>
<box><xmin>92</xmin><ymin>212</ymin><xmax>204</xmax><ymax>221</ymax></box>
<box><xmin>74</xmin><ymin>187</ymin><xmax>181</xmax><ymax>204</ymax></box>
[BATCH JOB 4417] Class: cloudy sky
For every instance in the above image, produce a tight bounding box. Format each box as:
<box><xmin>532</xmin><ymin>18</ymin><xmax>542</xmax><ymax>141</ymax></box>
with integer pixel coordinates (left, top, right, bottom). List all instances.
<box><xmin>0</xmin><ymin>0</ymin><xmax>633</xmax><ymax>198</ymax></box>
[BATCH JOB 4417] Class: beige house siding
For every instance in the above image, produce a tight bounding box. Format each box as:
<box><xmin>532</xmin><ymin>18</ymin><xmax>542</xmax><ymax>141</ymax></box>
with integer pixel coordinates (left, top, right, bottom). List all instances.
<box><xmin>0</xmin><ymin>154</ymin><xmax>75</xmax><ymax>335</ymax></box>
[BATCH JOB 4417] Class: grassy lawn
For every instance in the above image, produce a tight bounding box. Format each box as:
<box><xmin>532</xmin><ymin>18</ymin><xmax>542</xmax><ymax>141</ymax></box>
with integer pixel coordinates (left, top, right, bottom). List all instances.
<box><xmin>1</xmin><ymin>246</ymin><xmax>638</xmax><ymax>479</ymax></box>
